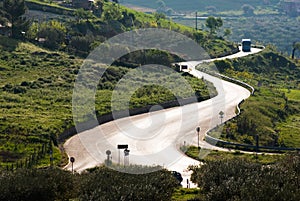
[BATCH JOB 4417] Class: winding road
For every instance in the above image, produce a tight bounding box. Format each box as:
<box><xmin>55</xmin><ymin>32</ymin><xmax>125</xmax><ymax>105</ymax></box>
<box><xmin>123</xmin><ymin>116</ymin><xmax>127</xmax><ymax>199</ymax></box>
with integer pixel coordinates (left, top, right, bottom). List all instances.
<box><xmin>64</xmin><ymin>47</ymin><xmax>262</xmax><ymax>187</ymax></box>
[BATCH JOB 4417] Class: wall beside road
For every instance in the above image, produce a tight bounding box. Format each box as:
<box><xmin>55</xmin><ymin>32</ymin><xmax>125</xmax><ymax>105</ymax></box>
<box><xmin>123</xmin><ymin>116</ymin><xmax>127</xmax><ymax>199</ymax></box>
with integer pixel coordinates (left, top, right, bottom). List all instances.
<box><xmin>205</xmin><ymin>133</ymin><xmax>300</xmax><ymax>152</ymax></box>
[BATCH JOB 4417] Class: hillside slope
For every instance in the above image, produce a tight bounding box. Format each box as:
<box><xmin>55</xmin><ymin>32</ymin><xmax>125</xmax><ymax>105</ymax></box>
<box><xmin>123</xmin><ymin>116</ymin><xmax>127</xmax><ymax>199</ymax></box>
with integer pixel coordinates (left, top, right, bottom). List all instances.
<box><xmin>122</xmin><ymin>0</ymin><xmax>281</xmax><ymax>12</ymax></box>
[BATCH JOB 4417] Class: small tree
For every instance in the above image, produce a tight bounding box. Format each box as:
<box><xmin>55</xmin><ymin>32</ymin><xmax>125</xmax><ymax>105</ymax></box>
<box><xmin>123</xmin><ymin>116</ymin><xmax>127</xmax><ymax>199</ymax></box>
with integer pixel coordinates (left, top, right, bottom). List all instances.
<box><xmin>102</xmin><ymin>4</ymin><xmax>123</xmax><ymax>21</ymax></box>
<box><xmin>38</xmin><ymin>20</ymin><xmax>67</xmax><ymax>49</ymax></box>
<box><xmin>223</xmin><ymin>28</ymin><xmax>232</xmax><ymax>38</ymax></box>
<box><xmin>74</xmin><ymin>8</ymin><xmax>95</xmax><ymax>22</ymax></box>
<box><xmin>1</xmin><ymin>0</ymin><xmax>30</xmax><ymax>38</ymax></box>
<box><xmin>292</xmin><ymin>42</ymin><xmax>300</xmax><ymax>59</ymax></box>
<box><xmin>205</xmin><ymin>16</ymin><xmax>223</xmax><ymax>35</ymax></box>
<box><xmin>154</xmin><ymin>12</ymin><xmax>166</xmax><ymax>22</ymax></box>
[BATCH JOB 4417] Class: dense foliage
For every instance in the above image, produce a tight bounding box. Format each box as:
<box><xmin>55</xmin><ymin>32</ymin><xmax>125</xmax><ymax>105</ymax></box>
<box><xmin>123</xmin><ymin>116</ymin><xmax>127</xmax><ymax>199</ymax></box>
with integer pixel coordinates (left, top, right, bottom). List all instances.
<box><xmin>0</xmin><ymin>166</ymin><xmax>178</xmax><ymax>201</ymax></box>
<box><xmin>21</xmin><ymin>0</ymin><xmax>237</xmax><ymax>58</ymax></box>
<box><xmin>0</xmin><ymin>0</ymin><xmax>30</xmax><ymax>38</ymax></box>
<box><xmin>190</xmin><ymin>153</ymin><xmax>300</xmax><ymax>201</ymax></box>
<box><xmin>80</xmin><ymin>166</ymin><xmax>178</xmax><ymax>201</ymax></box>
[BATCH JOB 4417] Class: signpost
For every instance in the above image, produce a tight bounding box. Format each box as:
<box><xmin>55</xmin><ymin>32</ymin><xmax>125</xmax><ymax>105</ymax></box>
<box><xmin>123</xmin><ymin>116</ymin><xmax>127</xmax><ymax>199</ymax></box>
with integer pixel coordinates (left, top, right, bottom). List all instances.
<box><xmin>70</xmin><ymin>157</ymin><xmax>75</xmax><ymax>174</ymax></box>
<box><xmin>219</xmin><ymin>111</ymin><xmax>224</xmax><ymax>124</ymax></box>
<box><xmin>124</xmin><ymin>148</ymin><xmax>130</xmax><ymax>167</ymax></box>
<box><xmin>106</xmin><ymin>150</ymin><xmax>112</xmax><ymax>166</ymax></box>
<box><xmin>117</xmin><ymin>144</ymin><xmax>128</xmax><ymax>165</ymax></box>
<box><xmin>117</xmin><ymin>144</ymin><xmax>128</xmax><ymax>149</ymax></box>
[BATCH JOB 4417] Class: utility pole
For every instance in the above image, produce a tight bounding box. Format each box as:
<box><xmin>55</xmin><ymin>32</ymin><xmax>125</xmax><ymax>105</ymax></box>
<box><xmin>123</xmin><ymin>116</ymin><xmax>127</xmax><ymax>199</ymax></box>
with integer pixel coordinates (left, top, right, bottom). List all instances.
<box><xmin>195</xmin><ymin>11</ymin><xmax>198</xmax><ymax>30</ymax></box>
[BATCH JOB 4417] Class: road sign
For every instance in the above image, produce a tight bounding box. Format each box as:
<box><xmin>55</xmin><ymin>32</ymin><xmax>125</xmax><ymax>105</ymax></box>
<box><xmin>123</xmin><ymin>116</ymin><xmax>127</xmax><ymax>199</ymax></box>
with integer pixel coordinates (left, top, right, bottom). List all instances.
<box><xmin>70</xmin><ymin>157</ymin><xmax>75</xmax><ymax>163</ymax></box>
<box><xmin>106</xmin><ymin>150</ymin><xmax>111</xmax><ymax>155</ymax></box>
<box><xmin>117</xmin><ymin>144</ymin><xmax>128</xmax><ymax>149</ymax></box>
<box><xmin>124</xmin><ymin>149</ymin><xmax>130</xmax><ymax>156</ymax></box>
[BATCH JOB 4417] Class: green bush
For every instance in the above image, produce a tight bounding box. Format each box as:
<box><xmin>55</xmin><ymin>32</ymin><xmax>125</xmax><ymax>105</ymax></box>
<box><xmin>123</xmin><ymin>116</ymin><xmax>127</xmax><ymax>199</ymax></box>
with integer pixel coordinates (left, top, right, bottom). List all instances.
<box><xmin>190</xmin><ymin>153</ymin><xmax>300</xmax><ymax>201</ymax></box>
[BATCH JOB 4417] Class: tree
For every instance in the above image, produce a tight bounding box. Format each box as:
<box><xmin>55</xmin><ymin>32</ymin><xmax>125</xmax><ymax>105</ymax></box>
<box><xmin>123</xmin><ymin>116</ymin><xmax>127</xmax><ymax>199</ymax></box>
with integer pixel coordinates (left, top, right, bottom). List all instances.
<box><xmin>205</xmin><ymin>16</ymin><xmax>223</xmax><ymax>35</ymax></box>
<box><xmin>190</xmin><ymin>155</ymin><xmax>300</xmax><ymax>201</ymax></box>
<box><xmin>0</xmin><ymin>168</ymin><xmax>77</xmax><ymax>201</ymax></box>
<box><xmin>102</xmin><ymin>3</ymin><xmax>123</xmax><ymax>21</ymax></box>
<box><xmin>37</xmin><ymin>20</ymin><xmax>67</xmax><ymax>49</ymax></box>
<box><xmin>154</xmin><ymin>12</ymin><xmax>166</xmax><ymax>22</ymax></box>
<box><xmin>223</xmin><ymin>28</ymin><xmax>232</xmax><ymax>38</ymax></box>
<box><xmin>292</xmin><ymin>42</ymin><xmax>300</xmax><ymax>59</ymax></box>
<box><xmin>74</xmin><ymin>8</ymin><xmax>95</xmax><ymax>22</ymax></box>
<box><xmin>0</xmin><ymin>0</ymin><xmax>29</xmax><ymax>38</ymax></box>
<box><xmin>79</xmin><ymin>166</ymin><xmax>178</xmax><ymax>201</ymax></box>
<box><xmin>242</xmin><ymin>4</ymin><xmax>255</xmax><ymax>16</ymax></box>
<box><xmin>93</xmin><ymin>0</ymin><xmax>104</xmax><ymax>18</ymax></box>
<box><xmin>214</xmin><ymin>59</ymin><xmax>233</xmax><ymax>73</ymax></box>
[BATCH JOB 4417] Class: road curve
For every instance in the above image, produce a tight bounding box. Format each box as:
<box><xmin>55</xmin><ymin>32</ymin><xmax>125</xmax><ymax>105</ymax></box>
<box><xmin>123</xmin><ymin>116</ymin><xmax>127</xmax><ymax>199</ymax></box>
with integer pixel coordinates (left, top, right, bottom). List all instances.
<box><xmin>64</xmin><ymin>47</ymin><xmax>262</xmax><ymax>187</ymax></box>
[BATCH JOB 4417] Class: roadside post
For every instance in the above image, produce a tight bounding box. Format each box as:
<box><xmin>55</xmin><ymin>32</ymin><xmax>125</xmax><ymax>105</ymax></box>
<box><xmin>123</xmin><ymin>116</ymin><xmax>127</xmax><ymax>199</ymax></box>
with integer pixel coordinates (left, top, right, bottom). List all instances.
<box><xmin>117</xmin><ymin>144</ymin><xmax>128</xmax><ymax>165</ymax></box>
<box><xmin>196</xmin><ymin>126</ymin><xmax>201</xmax><ymax>149</ymax></box>
<box><xmin>219</xmin><ymin>111</ymin><xmax>224</xmax><ymax>124</ymax></box>
<box><xmin>255</xmin><ymin>135</ymin><xmax>259</xmax><ymax>160</ymax></box>
<box><xmin>124</xmin><ymin>148</ymin><xmax>130</xmax><ymax>167</ymax></box>
<box><xmin>106</xmin><ymin>150</ymin><xmax>112</xmax><ymax>166</ymax></box>
<box><xmin>70</xmin><ymin>157</ymin><xmax>75</xmax><ymax>174</ymax></box>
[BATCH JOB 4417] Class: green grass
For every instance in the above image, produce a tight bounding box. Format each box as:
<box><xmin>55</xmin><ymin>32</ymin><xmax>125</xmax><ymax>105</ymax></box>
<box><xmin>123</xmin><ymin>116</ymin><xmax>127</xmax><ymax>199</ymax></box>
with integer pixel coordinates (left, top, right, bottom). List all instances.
<box><xmin>26</xmin><ymin>0</ymin><xmax>74</xmax><ymax>11</ymax></box>
<box><xmin>0</xmin><ymin>36</ymin><xmax>216</xmax><ymax>167</ymax></box>
<box><xmin>212</xmin><ymin>87</ymin><xmax>291</xmax><ymax>147</ymax></box>
<box><xmin>275</xmin><ymin>89</ymin><xmax>300</xmax><ymax>147</ymax></box>
<box><xmin>206</xmin><ymin>50</ymin><xmax>300</xmax><ymax>148</ymax></box>
<box><xmin>185</xmin><ymin>146</ymin><xmax>284</xmax><ymax>165</ymax></box>
<box><xmin>172</xmin><ymin>188</ymin><xmax>200</xmax><ymax>201</ymax></box>
<box><xmin>277</xmin><ymin>115</ymin><xmax>300</xmax><ymax>148</ymax></box>
<box><xmin>1</xmin><ymin>0</ymin><xmax>237</xmax><ymax>166</ymax></box>
<box><xmin>282</xmin><ymin>89</ymin><xmax>300</xmax><ymax>102</ymax></box>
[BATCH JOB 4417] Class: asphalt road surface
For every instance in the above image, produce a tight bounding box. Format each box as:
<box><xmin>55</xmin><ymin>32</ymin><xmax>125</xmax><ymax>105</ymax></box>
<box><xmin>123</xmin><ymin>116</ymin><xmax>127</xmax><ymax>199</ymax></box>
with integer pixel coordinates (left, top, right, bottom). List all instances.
<box><xmin>64</xmin><ymin>47</ymin><xmax>262</xmax><ymax>187</ymax></box>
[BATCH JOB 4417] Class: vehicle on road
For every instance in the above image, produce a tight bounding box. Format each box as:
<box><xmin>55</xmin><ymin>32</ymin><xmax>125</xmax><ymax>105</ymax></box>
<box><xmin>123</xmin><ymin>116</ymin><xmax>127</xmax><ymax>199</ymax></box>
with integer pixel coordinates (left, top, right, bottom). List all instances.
<box><xmin>171</xmin><ymin>171</ymin><xmax>183</xmax><ymax>184</ymax></box>
<box><xmin>242</xmin><ymin>39</ymin><xmax>251</xmax><ymax>52</ymax></box>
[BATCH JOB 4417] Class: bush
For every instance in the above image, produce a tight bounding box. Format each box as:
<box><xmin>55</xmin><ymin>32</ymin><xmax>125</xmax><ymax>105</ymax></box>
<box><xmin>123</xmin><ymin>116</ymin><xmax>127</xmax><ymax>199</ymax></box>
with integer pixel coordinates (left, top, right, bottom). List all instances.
<box><xmin>190</xmin><ymin>154</ymin><xmax>300</xmax><ymax>201</ymax></box>
<box><xmin>0</xmin><ymin>168</ymin><xmax>76</xmax><ymax>201</ymax></box>
<box><xmin>79</xmin><ymin>166</ymin><xmax>178</xmax><ymax>201</ymax></box>
<box><xmin>0</xmin><ymin>165</ymin><xmax>179</xmax><ymax>200</ymax></box>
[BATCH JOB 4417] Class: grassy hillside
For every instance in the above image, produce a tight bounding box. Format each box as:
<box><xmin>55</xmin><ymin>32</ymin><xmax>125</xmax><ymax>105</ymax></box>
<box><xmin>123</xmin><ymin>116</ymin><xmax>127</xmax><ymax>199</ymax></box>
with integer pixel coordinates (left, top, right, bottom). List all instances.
<box><xmin>0</xmin><ymin>0</ymin><xmax>239</xmax><ymax>167</ymax></box>
<box><xmin>0</xmin><ymin>34</ymin><xmax>217</xmax><ymax>167</ymax></box>
<box><xmin>123</xmin><ymin>0</ymin><xmax>281</xmax><ymax>12</ymax></box>
<box><xmin>198</xmin><ymin>49</ymin><xmax>300</xmax><ymax>148</ymax></box>
<box><xmin>23</xmin><ymin>0</ymin><xmax>238</xmax><ymax>58</ymax></box>
<box><xmin>1</xmin><ymin>0</ymin><xmax>297</xmax><ymax>167</ymax></box>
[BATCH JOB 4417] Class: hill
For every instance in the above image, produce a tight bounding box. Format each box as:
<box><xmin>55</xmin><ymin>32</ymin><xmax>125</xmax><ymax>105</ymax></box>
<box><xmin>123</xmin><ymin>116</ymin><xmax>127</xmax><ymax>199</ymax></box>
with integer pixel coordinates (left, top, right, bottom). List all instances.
<box><xmin>198</xmin><ymin>49</ymin><xmax>300</xmax><ymax>148</ymax></box>
<box><xmin>122</xmin><ymin>0</ymin><xmax>281</xmax><ymax>12</ymax></box>
<box><xmin>0</xmin><ymin>0</ymin><xmax>299</xmax><ymax>168</ymax></box>
<box><xmin>0</xmin><ymin>0</ymin><xmax>232</xmax><ymax>167</ymax></box>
